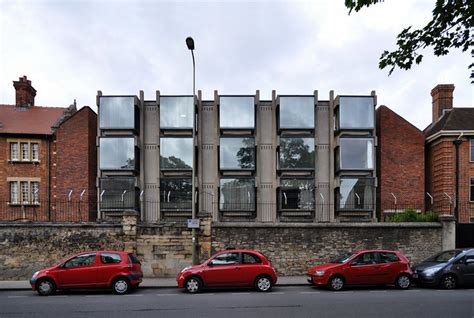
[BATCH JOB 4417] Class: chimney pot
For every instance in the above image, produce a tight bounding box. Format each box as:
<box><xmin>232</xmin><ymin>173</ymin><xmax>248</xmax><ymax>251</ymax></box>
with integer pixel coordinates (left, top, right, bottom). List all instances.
<box><xmin>431</xmin><ymin>84</ymin><xmax>454</xmax><ymax>123</ymax></box>
<box><xmin>13</xmin><ymin>75</ymin><xmax>37</xmax><ymax>107</ymax></box>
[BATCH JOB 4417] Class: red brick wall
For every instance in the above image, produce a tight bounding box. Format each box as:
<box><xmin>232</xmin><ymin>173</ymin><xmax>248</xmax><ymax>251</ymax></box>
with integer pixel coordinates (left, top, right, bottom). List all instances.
<box><xmin>53</xmin><ymin>107</ymin><xmax>97</xmax><ymax>221</ymax></box>
<box><xmin>376</xmin><ymin>106</ymin><xmax>425</xmax><ymax>220</ymax></box>
<box><xmin>426</xmin><ymin>137</ymin><xmax>474</xmax><ymax>223</ymax></box>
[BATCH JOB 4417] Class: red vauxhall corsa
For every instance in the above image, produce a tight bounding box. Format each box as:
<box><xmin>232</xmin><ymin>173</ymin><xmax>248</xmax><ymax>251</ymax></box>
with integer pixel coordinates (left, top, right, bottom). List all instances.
<box><xmin>307</xmin><ymin>250</ymin><xmax>413</xmax><ymax>291</ymax></box>
<box><xmin>30</xmin><ymin>251</ymin><xmax>143</xmax><ymax>296</ymax></box>
<box><xmin>176</xmin><ymin>249</ymin><xmax>278</xmax><ymax>293</ymax></box>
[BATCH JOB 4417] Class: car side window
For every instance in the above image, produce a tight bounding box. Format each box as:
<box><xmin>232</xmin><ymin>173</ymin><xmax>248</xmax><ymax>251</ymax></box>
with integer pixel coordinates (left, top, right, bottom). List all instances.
<box><xmin>352</xmin><ymin>253</ymin><xmax>377</xmax><ymax>266</ymax></box>
<box><xmin>379</xmin><ymin>252</ymin><xmax>400</xmax><ymax>263</ymax></box>
<box><xmin>100</xmin><ymin>253</ymin><xmax>122</xmax><ymax>264</ymax></box>
<box><xmin>64</xmin><ymin>253</ymin><xmax>96</xmax><ymax>268</ymax></box>
<box><xmin>242</xmin><ymin>253</ymin><xmax>262</xmax><ymax>264</ymax></box>
<box><xmin>210</xmin><ymin>252</ymin><xmax>240</xmax><ymax>266</ymax></box>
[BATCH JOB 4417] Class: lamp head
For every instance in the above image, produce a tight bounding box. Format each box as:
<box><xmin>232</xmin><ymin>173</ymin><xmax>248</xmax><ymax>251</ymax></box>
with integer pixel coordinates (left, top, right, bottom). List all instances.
<box><xmin>186</xmin><ymin>37</ymin><xmax>195</xmax><ymax>50</ymax></box>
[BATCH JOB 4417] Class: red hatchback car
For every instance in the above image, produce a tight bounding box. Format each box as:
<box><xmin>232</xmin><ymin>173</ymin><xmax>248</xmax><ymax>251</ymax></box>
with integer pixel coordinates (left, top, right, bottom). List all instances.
<box><xmin>177</xmin><ymin>249</ymin><xmax>278</xmax><ymax>293</ymax></box>
<box><xmin>30</xmin><ymin>251</ymin><xmax>143</xmax><ymax>296</ymax></box>
<box><xmin>307</xmin><ymin>250</ymin><xmax>413</xmax><ymax>291</ymax></box>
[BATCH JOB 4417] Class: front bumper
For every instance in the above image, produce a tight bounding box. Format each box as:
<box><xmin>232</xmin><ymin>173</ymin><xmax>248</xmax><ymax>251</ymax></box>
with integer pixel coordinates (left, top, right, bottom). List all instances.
<box><xmin>412</xmin><ymin>273</ymin><xmax>438</xmax><ymax>286</ymax></box>
<box><xmin>307</xmin><ymin>275</ymin><xmax>327</xmax><ymax>286</ymax></box>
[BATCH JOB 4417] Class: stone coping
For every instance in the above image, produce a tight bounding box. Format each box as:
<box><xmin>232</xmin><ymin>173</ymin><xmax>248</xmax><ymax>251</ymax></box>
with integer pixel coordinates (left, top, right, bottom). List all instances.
<box><xmin>212</xmin><ymin>222</ymin><xmax>443</xmax><ymax>229</ymax></box>
<box><xmin>0</xmin><ymin>222</ymin><xmax>121</xmax><ymax>228</ymax></box>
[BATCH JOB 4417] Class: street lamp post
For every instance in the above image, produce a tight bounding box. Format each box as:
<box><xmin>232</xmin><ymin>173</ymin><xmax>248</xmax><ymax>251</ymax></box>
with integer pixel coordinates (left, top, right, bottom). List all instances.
<box><xmin>186</xmin><ymin>37</ymin><xmax>198</xmax><ymax>265</ymax></box>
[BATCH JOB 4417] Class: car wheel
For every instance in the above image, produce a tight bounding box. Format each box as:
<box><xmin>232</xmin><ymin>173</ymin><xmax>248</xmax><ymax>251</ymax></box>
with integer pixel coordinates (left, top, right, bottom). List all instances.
<box><xmin>185</xmin><ymin>277</ymin><xmax>202</xmax><ymax>293</ymax></box>
<box><xmin>440</xmin><ymin>274</ymin><xmax>457</xmax><ymax>289</ymax></box>
<box><xmin>255</xmin><ymin>275</ymin><xmax>273</xmax><ymax>292</ymax></box>
<box><xmin>36</xmin><ymin>278</ymin><xmax>56</xmax><ymax>296</ymax></box>
<box><xmin>112</xmin><ymin>277</ymin><xmax>130</xmax><ymax>295</ymax></box>
<box><xmin>395</xmin><ymin>274</ymin><xmax>411</xmax><ymax>289</ymax></box>
<box><xmin>328</xmin><ymin>276</ymin><xmax>345</xmax><ymax>291</ymax></box>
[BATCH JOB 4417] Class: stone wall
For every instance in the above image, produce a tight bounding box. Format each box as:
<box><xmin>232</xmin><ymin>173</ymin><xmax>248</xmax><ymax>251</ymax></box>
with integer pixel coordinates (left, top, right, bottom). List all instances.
<box><xmin>212</xmin><ymin>222</ymin><xmax>447</xmax><ymax>276</ymax></box>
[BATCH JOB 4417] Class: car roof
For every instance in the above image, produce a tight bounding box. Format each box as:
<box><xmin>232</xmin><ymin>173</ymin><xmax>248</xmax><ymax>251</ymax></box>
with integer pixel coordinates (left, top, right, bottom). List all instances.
<box><xmin>354</xmin><ymin>249</ymin><xmax>400</xmax><ymax>254</ymax></box>
<box><xmin>74</xmin><ymin>250</ymin><xmax>128</xmax><ymax>255</ymax></box>
<box><xmin>217</xmin><ymin>249</ymin><xmax>262</xmax><ymax>254</ymax></box>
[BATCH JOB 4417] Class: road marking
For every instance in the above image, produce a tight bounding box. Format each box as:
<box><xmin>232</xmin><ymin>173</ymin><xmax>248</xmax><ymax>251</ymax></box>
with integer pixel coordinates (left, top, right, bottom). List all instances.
<box><xmin>54</xmin><ymin>296</ymin><xmax>69</xmax><ymax>298</ymax></box>
<box><xmin>270</xmin><ymin>292</ymin><xmax>285</xmax><ymax>295</ymax></box>
<box><xmin>85</xmin><ymin>295</ymin><xmax>104</xmax><ymax>298</ymax></box>
<box><xmin>299</xmin><ymin>291</ymin><xmax>321</xmax><ymax>294</ymax></box>
<box><xmin>156</xmin><ymin>294</ymin><xmax>175</xmax><ymax>296</ymax></box>
<box><xmin>405</xmin><ymin>290</ymin><xmax>421</xmax><ymax>292</ymax></box>
<box><xmin>193</xmin><ymin>293</ymin><xmax>215</xmax><ymax>296</ymax></box>
<box><xmin>125</xmin><ymin>294</ymin><xmax>143</xmax><ymax>297</ymax></box>
<box><xmin>7</xmin><ymin>296</ymin><xmax>29</xmax><ymax>298</ymax></box>
<box><xmin>232</xmin><ymin>292</ymin><xmax>250</xmax><ymax>295</ymax></box>
<box><xmin>370</xmin><ymin>290</ymin><xmax>387</xmax><ymax>293</ymax></box>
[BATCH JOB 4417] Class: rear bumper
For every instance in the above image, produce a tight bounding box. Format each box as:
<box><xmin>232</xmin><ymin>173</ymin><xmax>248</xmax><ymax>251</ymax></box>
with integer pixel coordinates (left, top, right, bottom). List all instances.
<box><xmin>127</xmin><ymin>272</ymin><xmax>143</xmax><ymax>285</ymax></box>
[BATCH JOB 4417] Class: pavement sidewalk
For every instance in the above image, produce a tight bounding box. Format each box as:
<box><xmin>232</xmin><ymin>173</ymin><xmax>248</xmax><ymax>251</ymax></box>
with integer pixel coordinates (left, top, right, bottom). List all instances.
<box><xmin>0</xmin><ymin>276</ymin><xmax>308</xmax><ymax>291</ymax></box>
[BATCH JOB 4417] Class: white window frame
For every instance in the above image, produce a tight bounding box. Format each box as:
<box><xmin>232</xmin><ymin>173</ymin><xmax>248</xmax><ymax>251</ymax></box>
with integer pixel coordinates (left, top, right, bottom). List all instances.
<box><xmin>10</xmin><ymin>143</ymin><xmax>19</xmax><ymax>161</ymax></box>
<box><xmin>31</xmin><ymin>143</ymin><xmax>39</xmax><ymax>161</ymax></box>
<box><xmin>8</xmin><ymin>179</ymin><xmax>40</xmax><ymax>205</ymax></box>
<box><xmin>10</xmin><ymin>182</ymin><xmax>19</xmax><ymax>204</ymax></box>
<box><xmin>21</xmin><ymin>143</ymin><xmax>29</xmax><ymax>161</ymax></box>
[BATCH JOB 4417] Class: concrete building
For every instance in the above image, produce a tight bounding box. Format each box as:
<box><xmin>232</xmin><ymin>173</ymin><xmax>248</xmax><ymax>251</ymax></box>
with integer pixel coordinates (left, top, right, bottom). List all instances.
<box><xmin>97</xmin><ymin>90</ymin><xmax>377</xmax><ymax>223</ymax></box>
<box><xmin>424</xmin><ymin>84</ymin><xmax>474</xmax><ymax>223</ymax></box>
<box><xmin>0</xmin><ymin>76</ymin><xmax>97</xmax><ymax>221</ymax></box>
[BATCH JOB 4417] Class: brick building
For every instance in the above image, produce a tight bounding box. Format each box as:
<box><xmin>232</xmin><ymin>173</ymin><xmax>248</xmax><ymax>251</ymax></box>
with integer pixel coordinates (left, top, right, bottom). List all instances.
<box><xmin>0</xmin><ymin>76</ymin><xmax>97</xmax><ymax>221</ymax></box>
<box><xmin>424</xmin><ymin>84</ymin><xmax>474</xmax><ymax>223</ymax></box>
<box><xmin>376</xmin><ymin>106</ymin><xmax>425</xmax><ymax>220</ymax></box>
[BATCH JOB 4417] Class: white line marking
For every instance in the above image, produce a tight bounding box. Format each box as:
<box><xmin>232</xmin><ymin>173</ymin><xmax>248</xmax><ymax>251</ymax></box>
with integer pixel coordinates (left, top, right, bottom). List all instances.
<box><xmin>54</xmin><ymin>296</ymin><xmax>69</xmax><ymax>298</ymax></box>
<box><xmin>232</xmin><ymin>293</ymin><xmax>250</xmax><ymax>295</ymax></box>
<box><xmin>124</xmin><ymin>294</ymin><xmax>143</xmax><ymax>297</ymax></box>
<box><xmin>193</xmin><ymin>293</ymin><xmax>215</xmax><ymax>296</ymax></box>
<box><xmin>156</xmin><ymin>294</ymin><xmax>175</xmax><ymax>296</ymax></box>
<box><xmin>370</xmin><ymin>290</ymin><xmax>387</xmax><ymax>293</ymax></box>
<box><xmin>299</xmin><ymin>291</ymin><xmax>321</xmax><ymax>294</ymax></box>
<box><xmin>270</xmin><ymin>292</ymin><xmax>285</xmax><ymax>295</ymax></box>
<box><xmin>405</xmin><ymin>290</ymin><xmax>421</xmax><ymax>292</ymax></box>
<box><xmin>85</xmin><ymin>295</ymin><xmax>104</xmax><ymax>298</ymax></box>
<box><xmin>7</xmin><ymin>296</ymin><xmax>28</xmax><ymax>298</ymax></box>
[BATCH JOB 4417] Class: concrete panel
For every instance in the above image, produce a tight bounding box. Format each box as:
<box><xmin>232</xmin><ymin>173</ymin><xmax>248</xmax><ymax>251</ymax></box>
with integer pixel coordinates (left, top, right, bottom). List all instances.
<box><xmin>144</xmin><ymin>105</ymin><xmax>159</xmax><ymax>144</ymax></box>
<box><xmin>259</xmin><ymin>183</ymin><xmax>276</xmax><ymax>222</ymax></box>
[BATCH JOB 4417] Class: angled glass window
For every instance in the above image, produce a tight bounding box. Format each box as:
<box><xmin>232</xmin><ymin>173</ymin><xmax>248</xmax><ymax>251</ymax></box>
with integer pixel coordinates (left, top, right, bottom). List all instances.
<box><xmin>220</xmin><ymin>137</ymin><xmax>255</xmax><ymax>170</ymax></box>
<box><xmin>279</xmin><ymin>96</ymin><xmax>314</xmax><ymax>129</ymax></box>
<box><xmin>99</xmin><ymin>96</ymin><xmax>136</xmax><ymax>129</ymax></box>
<box><xmin>338</xmin><ymin>96</ymin><xmax>374</xmax><ymax>129</ymax></box>
<box><xmin>100</xmin><ymin>177</ymin><xmax>137</xmax><ymax>210</ymax></box>
<box><xmin>279</xmin><ymin>137</ymin><xmax>315</xmax><ymax>169</ymax></box>
<box><xmin>160</xmin><ymin>96</ymin><xmax>194</xmax><ymax>129</ymax></box>
<box><xmin>219</xmin><ymin>96</ymin><xmax>255</xmax><ymax>128</ymax></box>
<box><xmin>160</xmin><ymin>178</ymin><xmax>192</xmax><ymax>210</ymax></box>
<box><xmin>337</xmin><ymin>178</ymin><xmax>374</xmax><ymax>210</ymax></box>
<box><xmin>279</xmin><ymin>179</ymin><xmax>315</xmax><ymax>211</ymax></box>
<box><xmin>160</xmin><ymin>137</ymin><xmax>193</xmax><ymax>170</ymax></box>
<box><xmin>219</xmin><ymin>178</ymin><xmax>255</xmax><ymax>211</ymax></box>
<box><xmin>99</xmin><ymin>137</ymin><xmax>135</xmax><ymax>170</ymax></box>
<box><xmin>339</xmin><ymin>138</ymin><xmax>374</xmax><ymax>170</ymax></box>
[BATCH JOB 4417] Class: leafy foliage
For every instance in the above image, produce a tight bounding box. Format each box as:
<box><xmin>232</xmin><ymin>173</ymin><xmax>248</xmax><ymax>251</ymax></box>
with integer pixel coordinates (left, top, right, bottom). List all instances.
<box><xmin>345</xmin><ymin>0</ymin><xmax>474</xmax><ymax>78</ymax></box>
<box><xmin>384</xmin><ymin>208</ymin><xmax>439</xmax><ymax>222</ymax></box>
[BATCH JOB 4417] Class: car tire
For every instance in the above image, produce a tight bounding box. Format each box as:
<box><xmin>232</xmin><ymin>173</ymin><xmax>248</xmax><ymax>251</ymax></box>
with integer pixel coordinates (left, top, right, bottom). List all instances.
<box><xmin>440</xmin><ymin>274</ymin><xmax>457</xmax><ymax>289</ymax></box>
<box><xmin>254</xmin><ymin>275</ymin><xmax>273</xmax><ymax>292</ymax></box>
<box><xmin>36</xmin><ymin>278</ymin><xmax>56</xmax><ymax>296</ymax></box>
<box><xmin>112</xmin><ymin>277</ymin><xmax>131</xmax><ymax>295</ymax></box>
<box><xmin>328</xmin><ymin>275</ymin><xmax>345</xmax><ymax>291</ymax></box>
<box><xmin>395</xmin><ymin>274</ymin><xmax>411</xmax><ymax>289</ymax></box>
<box><xmin>185</xmin><ymin>277</ymin><xmax>202</xmax><ymax>293</ymax></box>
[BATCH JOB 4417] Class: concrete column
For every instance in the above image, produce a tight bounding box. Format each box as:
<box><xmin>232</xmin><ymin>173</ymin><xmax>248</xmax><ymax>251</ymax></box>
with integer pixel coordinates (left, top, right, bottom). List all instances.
<box><xmin>439</xmin><ymin>214</ymin><xmax>456</xmax><ymax>250</ymax></box>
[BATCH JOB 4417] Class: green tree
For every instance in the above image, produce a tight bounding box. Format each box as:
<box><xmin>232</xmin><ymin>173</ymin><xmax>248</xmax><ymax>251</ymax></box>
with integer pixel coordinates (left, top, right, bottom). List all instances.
<box><xmin>345</xmin><ymin>0</ymin><xmax>473</xmax><ymax>78</ymax></box>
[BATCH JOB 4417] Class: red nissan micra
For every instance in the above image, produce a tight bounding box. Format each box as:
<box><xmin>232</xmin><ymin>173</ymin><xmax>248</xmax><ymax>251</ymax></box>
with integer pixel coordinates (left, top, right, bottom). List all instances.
<box><xmin>307</xmin><ymin>250</ymin><xmax>413</xmax><ymax>291</ymax></box>
<box><xmin>177</xmin><ymin>249</ymin><xmax>278</xmax><ymax>293</ymax></box>
<box><xmin>30</xmin><ymin>251</ymin><xmax>143</xmax><ymax>296</ymax></box>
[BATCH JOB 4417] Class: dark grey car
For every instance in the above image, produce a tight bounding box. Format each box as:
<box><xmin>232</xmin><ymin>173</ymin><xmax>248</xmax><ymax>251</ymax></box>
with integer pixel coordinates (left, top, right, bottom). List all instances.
<box><xmin>412</xmin><ymin>248</ymin><xmax>474</xmax><ymax>289</ymax></box>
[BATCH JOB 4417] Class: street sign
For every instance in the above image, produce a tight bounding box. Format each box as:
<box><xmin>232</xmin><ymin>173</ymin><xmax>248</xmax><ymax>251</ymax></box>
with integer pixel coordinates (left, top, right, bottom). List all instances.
<box><xmin>187</xmin><ymin>219</ymin><xmax>200</xmax><ymax>229</ymax></box>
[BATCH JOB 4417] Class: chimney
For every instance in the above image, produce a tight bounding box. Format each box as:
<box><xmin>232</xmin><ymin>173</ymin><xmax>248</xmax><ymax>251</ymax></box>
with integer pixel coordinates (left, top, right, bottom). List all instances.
<box><xmin>13</xmin><ymin>75</ymin><xmax>36</xmax><ymax>107</ymax></box>
<box><xmin>431</xmin><ymin>84</ymin><xmax>454</xmax><ymax>122</ymax></box>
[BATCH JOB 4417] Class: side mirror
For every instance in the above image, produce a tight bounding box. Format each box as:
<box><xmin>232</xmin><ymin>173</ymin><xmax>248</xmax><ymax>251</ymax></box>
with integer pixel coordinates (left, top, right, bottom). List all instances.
<box><xmin>207</xmin><ymin>261</ymin><xmax>214</xmax><ymax>267</ymax></box>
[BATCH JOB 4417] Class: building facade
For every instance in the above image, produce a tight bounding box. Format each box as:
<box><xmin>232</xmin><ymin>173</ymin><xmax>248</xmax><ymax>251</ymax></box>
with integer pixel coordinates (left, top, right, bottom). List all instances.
<box><xmin>0</xmin><ymin>76</ymin><xmax>97</xmax><ymax>221</ymax></box>
<box><xmin>97</xmin><ymin>90</ymin><xmax>378</xmax><ymax>223</ymax></box>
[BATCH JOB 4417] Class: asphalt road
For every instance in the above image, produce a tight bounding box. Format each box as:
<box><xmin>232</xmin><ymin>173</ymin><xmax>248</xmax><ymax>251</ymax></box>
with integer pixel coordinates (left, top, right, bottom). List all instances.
<box><xmin>0</xmin><ymin>286</ymin><xmax>473</xmax><ymax>318</ymax></box>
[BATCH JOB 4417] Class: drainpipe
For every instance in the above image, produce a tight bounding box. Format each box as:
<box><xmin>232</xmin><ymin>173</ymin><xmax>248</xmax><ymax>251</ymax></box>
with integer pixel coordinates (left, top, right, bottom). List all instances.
<box><xmin>452</xmin><ymin>133</ymin><xmax>463</xmax><ymax>222</ymax></box>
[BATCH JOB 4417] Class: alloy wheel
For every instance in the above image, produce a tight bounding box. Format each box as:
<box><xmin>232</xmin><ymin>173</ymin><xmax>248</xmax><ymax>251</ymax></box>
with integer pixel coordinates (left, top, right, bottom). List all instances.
<box><xmin>186</xmin><ymin>278</ymin><xmax>201</xmax><ymax>293</ymax></box>
<box><xmin>396</xmin><ymin>275</ymin><xmax>411</xmax><ymax>289</ymax></box>
<box><xmin>329</xmin><ymin>277</ymin><xmax>344</xmax><ymax>291</ymax></box>
<box><xmin>441</xmin><ymin>275</ymin><xmax>456</xmax><ymax>289</ymax></box>
<box><xmin>113</xmin><ymin>279</ymin><xmax>130</xmax><ymax>294</ymax></box>
<box><xmin>37</xmin><ymin>280</ymin><xmax>55</xmax><ymax>296</ymax></box>
<box><xmin>256</xmin><ymin>276</ymin><xmax>272</xmax><ymax>292</ymax></box>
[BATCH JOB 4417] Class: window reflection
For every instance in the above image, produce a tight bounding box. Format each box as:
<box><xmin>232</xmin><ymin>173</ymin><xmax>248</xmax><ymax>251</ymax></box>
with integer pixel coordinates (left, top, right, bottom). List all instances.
<box><xmin>279</xmin><ymin>97</ymin><xmax>314</xmax><ymax>129</ymax></box>
<box><xmin>99</xmin><ymin>138</ymin><xmax>135</xmax><ymax>170</ymax></box>
<box><xmin>160</xmin><ymin>178</ymin><xmax>192</xmax><ymax>210</ymax></box>
<box><xmin>160</xmin><ymin>138</ymin><xmax>193</xmax><ymax>170</ymax></box>
<box><xmin>220</xmin><ymin>178</ymin><xmax>255</xmax><ymax>211</ymax></box>
<box><xmin>220</xmin><ymin>96</ymin><xmax>255</xmax><ymax>128</ymax></box>
<box><xmin>279</xmin><ymin>137</ymin><xmax>315</xmax><ymax>169</ymax></box>
<box><xmin>339</xmin><ymin>138</ymin><xmax>373</xmax><ymax>170</ymax></box>
<box><xmin>339</xmin><ymin>97</ymin><xmax>374</xmax><ymax>129</ymax></box>
<box><xmin>220</xmin><ymin>137</ymin><xmax>255</xmax><ymax>170</ymax></box>
<box><xmin>337</xmin><ymin>178</ymin><xmax>374</xmax><ymax>210</ymax></box>
<box><xmin>99</xmin><ymin>97</ymin><xmax>136</xmax><ymax>129</ymax></box>
<box><xmin>160</xmin><ymin>96</ymin><xmax>194</xmax><ymax>128</ymax></box>
<box><xmin>100</xmin><ymin>177</ymin><xmax>137</xmax><ymax>210</ymax></box>
<box><xmin>279</xmin><ymin>179</ymin><xmax>315</xmax><ymax>210</ymax></box>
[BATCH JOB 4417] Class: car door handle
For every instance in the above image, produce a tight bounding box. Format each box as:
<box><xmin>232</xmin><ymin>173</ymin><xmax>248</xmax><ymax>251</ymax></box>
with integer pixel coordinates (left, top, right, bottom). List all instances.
<box><xmin>234</xmin><ymin>267</ymin><xmax>241</xmax><ymax>270</ymax></box>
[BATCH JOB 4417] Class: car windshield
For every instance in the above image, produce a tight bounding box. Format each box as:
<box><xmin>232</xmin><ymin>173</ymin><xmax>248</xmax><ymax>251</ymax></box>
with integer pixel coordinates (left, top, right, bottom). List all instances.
<box><xmin>428</xmin><ymin>250</ymin><xmax>462</xmax><ymax>263</ymax></box>
<box><xmin>330</xmin><ymin>253</ymin><xmax>356</xmax><ymax>264</ymax></box>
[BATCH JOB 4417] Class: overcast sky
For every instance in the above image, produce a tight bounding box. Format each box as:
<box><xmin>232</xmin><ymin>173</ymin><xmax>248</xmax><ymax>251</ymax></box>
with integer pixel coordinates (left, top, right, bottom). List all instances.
<box><xmin>0</xmin><ymin>0</ymin><xmax>472</xmax><ymax>130</ymax></box>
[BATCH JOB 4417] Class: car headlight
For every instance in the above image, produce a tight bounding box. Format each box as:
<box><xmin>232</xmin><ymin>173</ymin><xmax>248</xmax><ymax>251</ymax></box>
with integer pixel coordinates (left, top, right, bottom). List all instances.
<box><xmin>31</xmin><ymin>271</ymin><xmax>39</xmax><ymax>280</ymax></box>
<box><xmin>314</xmin><ymin>270</ymin><xmax>325</xmax><ymax>276</ymax></box>
<box><xmin>423</xmin><ymin>266</ymin><xmax>443</xmax><ymax>277</ymax></box>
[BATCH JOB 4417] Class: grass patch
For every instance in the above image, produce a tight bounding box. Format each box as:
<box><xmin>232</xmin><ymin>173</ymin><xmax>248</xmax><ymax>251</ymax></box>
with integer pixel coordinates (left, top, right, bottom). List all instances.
<box><xmin>384</xmin><ymin>208</ymin><xmax>439</xmax><ymax>222</ymax></box>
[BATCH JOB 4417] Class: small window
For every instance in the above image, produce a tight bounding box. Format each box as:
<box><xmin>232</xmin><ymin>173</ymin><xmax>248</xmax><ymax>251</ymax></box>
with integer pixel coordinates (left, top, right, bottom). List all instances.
<box><xmin>64</xmin><ymin>253</ymin><xmax>97</xmax><ymax>268</ymax></box>
<box><xmin>100</xmin><ymin>253</ymin><xmax>122</xmax><ymax>264</ymax></box>
<box><xmin>210</xmin><ymin>252</ymin><xmax>240</xmax><ymax>266</ymax></box>
<box><xmin>10</xmin><ymin>143</ymin><xmax>19</xmax><ymax>161</ymax></box>
<box><xmin>20</xmin><ymin>181</ymin><xmax>29</xmax><ymax>204</ymax></box>
<box><xmin>10</xmin><ymin>182</ymin><xmax>19</xmax><ymax>204</ymax></box>
<box><xmin>31</xmin><ymin>143</ymin><xmax>39</xmax><ymax>161</ymax></box>
<box><xmin>379</xmin><ymin>252</ymin><xmax>400</xmax><ymax>263</ymax></box>
<box><xmin>242</xmin><ymin>253</ymin><xmax>261</xmax><ymax>264</ymax></box>
<box><xmin>21</xmin><ymin>143</ymin><xmax>29</xmax><ymax>161</ymax></box>
<box><xmin>31</xmin><ymin>182</ymin><xmax>39</xmax><ymax>204</ymax></box>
